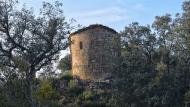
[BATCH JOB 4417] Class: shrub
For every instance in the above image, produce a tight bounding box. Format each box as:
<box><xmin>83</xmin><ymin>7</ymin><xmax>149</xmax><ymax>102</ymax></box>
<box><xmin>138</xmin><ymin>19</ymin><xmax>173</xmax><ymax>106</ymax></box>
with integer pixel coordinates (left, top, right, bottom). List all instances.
<box><xmin>60</xmin><ymin>71</ymin><xmax>73</xmax><ymax>81</ymax></box>
<box><xmin>81</xmin><ymin>90</ymin><xmax>94</xmax><ymax>100</ymax></box>
<box><xmin>35</xmin><ymin>79</ymin><xmax>59</xmax><ymax>102</ymax></box>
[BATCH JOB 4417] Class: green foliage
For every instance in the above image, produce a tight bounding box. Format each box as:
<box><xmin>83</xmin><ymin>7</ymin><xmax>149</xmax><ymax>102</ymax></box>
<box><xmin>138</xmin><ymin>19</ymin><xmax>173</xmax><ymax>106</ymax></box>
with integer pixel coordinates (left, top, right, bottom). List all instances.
<box><xmin>58</xmin><ymin>54</ymin><xmax>71</xmax><ymax>72</ymax></box>
<box><xmin>68</xmin><ymin>80</ymin><xmax>82</xmax><ymax>95</ymax></box>
<box><xmin>185</xmin><ymin>90</ymin><xmax>190</xmax><ymax>106</ymax></box>
<box><xmin>113</xmin><ymin>2</ymin><xmax>190</xmax><ymax>107</ymax></box>
<box><xmin>35</xmin><ymin>79</ymin><xmax>59</xmax><ymax>102</ymax></box>
<box><xmin>2</xmin><ymin>1</ymin><xmax>190</xmax><ymax>107</ymax></box>
<box><xmin>68</xmin><ymin>80</ymin><xmax>78</xmax><ymax>89</ymax></box>
<box><xmin>0</xmin><ymin>0</ymin><xmax>72</xmax><ymax>106</ymax></box>
<box><xmin>155</xmin><ymin>63</ymin><xmax>167</xmax><ymax>79</ymax></box>
<box><xmin>80</xmin><ymin>90</ymin><xmax>94</xmax><ymax>100</ymax></box>
<box><xmin>60</xmin><ymin>71</ymin><xmax>73</xmax><ymax>80</ymax></box>
<box><xmin>0</xmin><ymin>68</ymin><xmax>31</xmax><ymax>107</ymax></box>
<box><xmin>81</xmin><ymin>102</ymin><xmax>108</xmax><ymax>107</ymax></box>
<box><xmin>156</xmin><ymin>63</ymin><xmax>167</xmax><ymax>72</ymax></box>
<box><xmin>12</xmin><ymin>56</ymin><xmax>29</xmax><ymax>72</ymax></box>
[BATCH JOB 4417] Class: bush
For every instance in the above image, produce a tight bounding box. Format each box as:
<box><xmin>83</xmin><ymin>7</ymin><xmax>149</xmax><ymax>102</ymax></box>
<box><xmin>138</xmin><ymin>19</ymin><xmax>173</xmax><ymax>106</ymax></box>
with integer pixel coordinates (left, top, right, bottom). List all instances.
<box><xmin>60</xmin><ymin>71</ymin><xmax>73</xmax><ymax>81</ymax></box>
<box><xmin>67</xmin><ymin>80</ymin><xmax>84</xmax><ymax>95</ymax></box>
<box><xmin>81</xmin><ymin>101</ymin><xmax>108</xmax><ymax>107</ymax></box>
<box><xmin>35</xmin><ymin>79</ymin><xmax>60</xmax><ymax>103</ymax></box>
<box><xmin>68</xmin><ymin>80</ymin><xmax>78</xmax><ymax>89</ymax></box>
<box><xmin>80</xmin><ymin>90</ymin><xmax>94</xmax><ymax>100</ymax></box>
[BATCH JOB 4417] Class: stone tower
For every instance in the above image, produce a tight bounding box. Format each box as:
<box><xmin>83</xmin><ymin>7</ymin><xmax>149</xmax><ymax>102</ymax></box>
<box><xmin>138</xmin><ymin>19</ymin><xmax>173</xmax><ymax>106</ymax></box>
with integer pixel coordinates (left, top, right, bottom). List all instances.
<box><xmin>69</xmin><ymin>24</ymin><xmax>120</xmax><ymax>81</ymax></box>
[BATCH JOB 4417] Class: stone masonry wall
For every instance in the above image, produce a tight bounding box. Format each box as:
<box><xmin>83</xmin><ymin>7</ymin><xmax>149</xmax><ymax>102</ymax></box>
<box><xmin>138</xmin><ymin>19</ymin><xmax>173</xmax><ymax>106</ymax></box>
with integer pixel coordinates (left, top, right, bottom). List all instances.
<box><xmin>70</xmin><ymin>25</ymin><xmax>120</xmax><ymax>81</ymax></box>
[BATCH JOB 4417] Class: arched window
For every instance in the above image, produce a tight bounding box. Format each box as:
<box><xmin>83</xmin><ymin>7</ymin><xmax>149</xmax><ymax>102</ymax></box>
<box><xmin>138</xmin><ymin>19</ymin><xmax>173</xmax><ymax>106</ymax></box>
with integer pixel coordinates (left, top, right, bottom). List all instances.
<box><xmin>79</xmin><ymin>41</ymin><xmax>83</xmax><ymax>49</ymax></box>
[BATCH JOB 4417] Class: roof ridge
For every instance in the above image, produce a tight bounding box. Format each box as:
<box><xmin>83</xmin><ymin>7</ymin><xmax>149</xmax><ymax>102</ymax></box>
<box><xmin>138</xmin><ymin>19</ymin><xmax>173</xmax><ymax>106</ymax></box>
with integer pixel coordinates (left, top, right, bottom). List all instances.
<box><xmin>70</xmin><ymin>24</ymin><xmax>117</xmax><ymax>36</ymax></box>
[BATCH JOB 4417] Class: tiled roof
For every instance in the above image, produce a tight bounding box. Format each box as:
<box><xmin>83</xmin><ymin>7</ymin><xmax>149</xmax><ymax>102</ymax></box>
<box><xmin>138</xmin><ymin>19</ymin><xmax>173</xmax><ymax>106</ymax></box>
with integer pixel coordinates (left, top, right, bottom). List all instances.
<box><xmin>70</xmin><ymin>24</ymin><xmax>117</xmax><ymax>36</ymax></box>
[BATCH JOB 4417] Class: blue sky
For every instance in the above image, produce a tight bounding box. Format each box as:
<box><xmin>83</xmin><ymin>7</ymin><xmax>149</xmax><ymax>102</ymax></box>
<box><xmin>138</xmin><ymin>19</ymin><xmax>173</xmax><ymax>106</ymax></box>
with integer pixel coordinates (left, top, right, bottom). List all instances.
<box><xmin>19</xmin><ymin>0</ymin><xmax>183</xmax><ymax>31</ymax></box>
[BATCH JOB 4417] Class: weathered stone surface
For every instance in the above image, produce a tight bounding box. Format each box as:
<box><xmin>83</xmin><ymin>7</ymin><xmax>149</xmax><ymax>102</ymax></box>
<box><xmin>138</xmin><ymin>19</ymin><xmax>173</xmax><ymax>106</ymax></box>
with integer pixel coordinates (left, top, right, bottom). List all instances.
<box><xmin>69</xmin><ymin>24</ymin><xmax>120</xmax><ymax>81</ymax></box>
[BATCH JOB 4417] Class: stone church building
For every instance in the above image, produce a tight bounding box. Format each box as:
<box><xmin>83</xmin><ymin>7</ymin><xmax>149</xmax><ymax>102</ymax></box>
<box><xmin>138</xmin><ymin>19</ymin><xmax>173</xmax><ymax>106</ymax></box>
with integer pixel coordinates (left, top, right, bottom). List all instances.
<box><xmin>69</xmin><ymin>24</ymin><xmax>120</xmax><ymax>81</ymax></box>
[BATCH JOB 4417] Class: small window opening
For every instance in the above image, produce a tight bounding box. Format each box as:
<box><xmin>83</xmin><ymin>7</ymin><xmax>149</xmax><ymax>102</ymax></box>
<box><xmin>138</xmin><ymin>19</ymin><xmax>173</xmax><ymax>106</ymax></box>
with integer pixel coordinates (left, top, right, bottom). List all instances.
<box><xmin>79</xmin><ymin>41</ymin><xmax>83</xmax><ymax>49</ymax></box>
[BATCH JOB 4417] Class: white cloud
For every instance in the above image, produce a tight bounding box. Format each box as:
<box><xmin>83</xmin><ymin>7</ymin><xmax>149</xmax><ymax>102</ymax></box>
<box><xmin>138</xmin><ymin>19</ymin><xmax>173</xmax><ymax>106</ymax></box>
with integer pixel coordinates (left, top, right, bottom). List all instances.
<box><xmin>76</xmin><ymin>7</ymin><xmax>124</xmax><ymax>17</ymax></box>
<box><xmin>67</xmin><ymin>7</ymin><xmax>129</xmax><ymax>26</ymax></box>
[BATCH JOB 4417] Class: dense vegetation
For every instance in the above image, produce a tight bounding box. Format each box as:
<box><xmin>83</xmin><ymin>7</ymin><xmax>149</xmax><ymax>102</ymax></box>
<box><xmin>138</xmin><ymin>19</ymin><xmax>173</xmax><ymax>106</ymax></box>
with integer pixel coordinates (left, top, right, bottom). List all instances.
<box><xmin>1</xmin><ymin>0</ymin><xmax>190</xmax><ymax>107</ymax></box>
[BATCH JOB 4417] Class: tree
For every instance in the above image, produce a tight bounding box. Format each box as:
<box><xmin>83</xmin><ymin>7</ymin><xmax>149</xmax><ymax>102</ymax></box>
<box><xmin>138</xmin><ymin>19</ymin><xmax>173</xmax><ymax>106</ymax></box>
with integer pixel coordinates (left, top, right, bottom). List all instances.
<box><xmin>152</xmin><ymin>14</ymin><xmax>172</xmax><ymax>74</ymax></box>
<box><xmin>58</xmin><ymin>54</ymin><xmax>71</xmax><ymax>72</ymax></box>
<box><xmin>0</xmin><ymin>0</ymin><xmax>72</xmax><ymax>106</ymax></box>
<box><xmin>115</xmin><ymin>22</ymin><xmax>157</xmax><ymax>107</ymax></box>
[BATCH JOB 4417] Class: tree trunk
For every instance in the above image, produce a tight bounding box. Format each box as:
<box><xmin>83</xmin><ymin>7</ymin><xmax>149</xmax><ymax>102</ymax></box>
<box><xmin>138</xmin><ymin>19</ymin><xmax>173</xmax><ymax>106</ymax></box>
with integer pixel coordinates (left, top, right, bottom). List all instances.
<box><xmin>166</xmin><ymin>51</ymin><xmax>170</xmax><ymax>73</ymax></box>
<box><xmin>25</xmin><ymin>68</ymin><xmax>36</xmax><ymax>107</ymax></box>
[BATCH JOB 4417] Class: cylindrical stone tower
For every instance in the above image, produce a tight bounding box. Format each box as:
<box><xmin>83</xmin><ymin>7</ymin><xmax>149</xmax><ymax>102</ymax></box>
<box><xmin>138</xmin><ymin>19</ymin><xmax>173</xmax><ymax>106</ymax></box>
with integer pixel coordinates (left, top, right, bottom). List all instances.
<box><xmin>69</xmin><ymin>24</ymin><xmax>120</xmax><ymax>81</ymax></box>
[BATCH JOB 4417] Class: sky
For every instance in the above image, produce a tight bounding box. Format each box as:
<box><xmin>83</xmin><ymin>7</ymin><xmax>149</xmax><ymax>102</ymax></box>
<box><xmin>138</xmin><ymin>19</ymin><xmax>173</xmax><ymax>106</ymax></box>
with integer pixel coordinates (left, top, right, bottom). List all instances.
<box><xmin>19</xmin><ymin>0</ymin><xmax>184</xmax><ymax>32</ymax></box>
<box><xmin>18</xmin><ymin>0</ymin><xmax>184</xmax><ymax>56</ymax></box>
